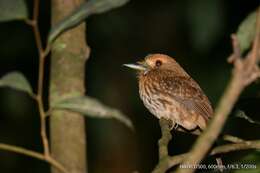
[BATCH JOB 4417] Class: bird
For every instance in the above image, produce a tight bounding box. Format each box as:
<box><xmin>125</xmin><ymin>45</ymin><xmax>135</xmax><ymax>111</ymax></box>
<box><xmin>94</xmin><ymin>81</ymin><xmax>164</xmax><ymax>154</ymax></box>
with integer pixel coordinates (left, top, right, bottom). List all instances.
<box><xmin>124</xmin><ymin>54</ymin><xmax>213</xmax><ymax>132</ymax></box>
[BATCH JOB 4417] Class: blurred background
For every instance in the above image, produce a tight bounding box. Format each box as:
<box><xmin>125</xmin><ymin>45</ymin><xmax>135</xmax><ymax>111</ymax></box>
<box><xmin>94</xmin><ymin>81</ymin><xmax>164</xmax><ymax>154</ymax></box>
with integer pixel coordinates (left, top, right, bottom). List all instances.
<box><xmin>0</xmin><ymin>0</ymin><xmax>260</xmax><ymax>173</ymax></box>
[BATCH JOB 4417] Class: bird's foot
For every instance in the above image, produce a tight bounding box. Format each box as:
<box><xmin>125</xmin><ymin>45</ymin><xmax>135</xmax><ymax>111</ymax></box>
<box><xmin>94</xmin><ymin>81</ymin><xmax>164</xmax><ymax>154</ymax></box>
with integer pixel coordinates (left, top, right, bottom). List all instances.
<box><xmin>167</xmin><ymin>120</ymin><xmax>178</xmax><ymax>130</ymax></box>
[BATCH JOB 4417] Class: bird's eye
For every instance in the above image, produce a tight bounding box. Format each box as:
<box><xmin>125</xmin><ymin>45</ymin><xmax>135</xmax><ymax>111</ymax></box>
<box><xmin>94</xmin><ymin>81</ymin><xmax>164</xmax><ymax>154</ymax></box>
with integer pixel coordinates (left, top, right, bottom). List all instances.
<box><xmin>155</xmin><ymin>60</ymin><xmax>162</xmax><ymax>67</ymax></box>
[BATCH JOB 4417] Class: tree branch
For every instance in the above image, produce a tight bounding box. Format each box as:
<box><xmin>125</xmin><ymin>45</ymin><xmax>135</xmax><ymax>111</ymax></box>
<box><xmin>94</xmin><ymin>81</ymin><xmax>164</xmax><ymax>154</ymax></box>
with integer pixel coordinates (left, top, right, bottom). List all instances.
<box><xmin>222</xmin><ymin>134</ymin><xmax>245</xmax><ymax>143</ymax></box>
<box><xmin>174</xmin><ymin>8</ymin><xmax>260</xmax><ymax>173</ymax></box>
<box><xmin>49</xmin><ymin>0</ymin><xmax>89</xmax><ymax>173</ymax></box>
<box><xmin>158</xmin><ymin>119</ymin><xmax>172</xmax><ymax>160</ymax></box>
<box><xmin>151</xmin><ymin>7</ymin><xmax>260</xmax><ymax>173</ymax></box>
<box><xmin>152</xmin><ymin>139</ymin><xmax>260</xmax><ymax>173</ymax></box>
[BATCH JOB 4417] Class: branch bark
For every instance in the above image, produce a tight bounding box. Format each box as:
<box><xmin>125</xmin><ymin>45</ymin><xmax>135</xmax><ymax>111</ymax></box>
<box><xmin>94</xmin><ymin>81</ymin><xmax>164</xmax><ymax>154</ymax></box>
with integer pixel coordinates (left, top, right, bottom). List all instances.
<box><xmin>152</xmin><ymin>139</ymin><xmax>260</xmax><ymax>173</ymax></box>
<box><xmin>175</xmin><ymin>8</ymin><xmax>260</xmax><ymax>173</ymax></box>
<box><xmin>158</xmin><ymin>119</ymin><xmax>172</xmax><ymax>160</ymax></box>
<box><xmin>151</xmin><ymin>7</ymin><xmax>260</xmax><ymax>173</ymax></box>
<box><xmin>49</xmin><ymin>0</ymin><xmax>90</xmax><ymax>173</ymax></box>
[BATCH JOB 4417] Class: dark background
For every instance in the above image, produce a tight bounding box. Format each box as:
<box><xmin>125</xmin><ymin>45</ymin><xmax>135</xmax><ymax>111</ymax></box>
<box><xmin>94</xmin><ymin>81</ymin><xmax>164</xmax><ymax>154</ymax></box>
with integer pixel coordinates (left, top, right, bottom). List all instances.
<box><xmin>0</xmin><ymin>0</ymin><xmax>260</xmax><ymax>173</ymax></box>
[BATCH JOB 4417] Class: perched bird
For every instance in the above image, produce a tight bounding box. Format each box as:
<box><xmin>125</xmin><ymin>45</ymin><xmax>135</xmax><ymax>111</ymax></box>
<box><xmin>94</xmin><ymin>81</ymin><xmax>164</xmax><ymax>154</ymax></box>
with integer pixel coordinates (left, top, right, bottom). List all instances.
<box><xmin>124</xmin><ymin>54</ymin><xmax>213</xmax><ymax>132</ymax></box>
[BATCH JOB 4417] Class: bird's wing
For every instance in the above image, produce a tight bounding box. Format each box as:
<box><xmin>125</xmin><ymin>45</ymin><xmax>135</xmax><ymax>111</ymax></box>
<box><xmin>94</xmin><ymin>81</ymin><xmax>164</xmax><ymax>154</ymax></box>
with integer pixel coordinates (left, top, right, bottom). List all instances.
<box><xmin>160</xmin><ymin>75</ymin><xmax>213</xmax><ymax>121</ymax></box>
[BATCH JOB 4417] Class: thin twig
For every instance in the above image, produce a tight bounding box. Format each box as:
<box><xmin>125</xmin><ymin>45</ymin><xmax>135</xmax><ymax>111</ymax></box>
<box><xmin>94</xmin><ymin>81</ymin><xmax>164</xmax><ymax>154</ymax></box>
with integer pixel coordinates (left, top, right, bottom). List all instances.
<box><xmin>0</xmin><ymin>143</ymin><xmax>69</xmax><ymax>173</ymax></box>
<box><xmin>152</xmin><ymin>139</ymin><xmax>260</xmax><ymax>173</ymax></box>
<box><xmin>37</xmin><ymin>96</ymin><xmax>50</xmax><ymax>156</ymax></box>
<box><xmin>174</xmin><ymin>8</ymin><xmax>260</xmax><ymax>173</ymax></box>
<box><xmin>27</xmin><ymin>0</ymin><xmax>50</xmax><ymax>157</ymax></box>
<box><xmin>0</xmin><ymin>143</ymin><xmax>45</xmax><ymax>160</ymax></box>
<box><xmin>222</xmin><ymin>134</ymin><xmax>245</xmax><ymax>143</ymax></box>
<box><xmin>210</xmin><ymin>140</ymin><xmax>260</xmax><ymax>155</ymax></box>
<box><xmin>33</xmin><ymin>0</ymin><xmax>40</xmax><ymax>21</ymax></box>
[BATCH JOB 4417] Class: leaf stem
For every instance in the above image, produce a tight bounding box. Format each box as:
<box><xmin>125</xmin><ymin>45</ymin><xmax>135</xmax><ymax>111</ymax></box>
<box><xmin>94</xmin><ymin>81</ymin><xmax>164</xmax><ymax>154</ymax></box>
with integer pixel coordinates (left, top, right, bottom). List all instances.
<box><xmin>0</xmin><ymin>143</ymin><xmax>69</xmax><ymax>173</ymax></box>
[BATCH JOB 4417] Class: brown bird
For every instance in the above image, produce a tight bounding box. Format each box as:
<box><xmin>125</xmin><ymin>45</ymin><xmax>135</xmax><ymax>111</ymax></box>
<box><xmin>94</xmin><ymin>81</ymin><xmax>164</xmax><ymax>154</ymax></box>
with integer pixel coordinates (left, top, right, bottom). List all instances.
<box><xmin>124</xmin><ymin>54</ymin><xmax>213</xmax><ymax>132</ymax></box>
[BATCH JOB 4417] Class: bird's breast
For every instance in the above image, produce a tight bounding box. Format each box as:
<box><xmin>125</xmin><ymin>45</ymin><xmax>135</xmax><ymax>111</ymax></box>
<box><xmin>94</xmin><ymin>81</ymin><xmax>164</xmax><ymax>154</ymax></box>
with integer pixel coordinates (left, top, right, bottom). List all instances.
<box><xmin>138</xmin><ymin>74</ymin><xmax>181</xmax><ymax>121</ymax></box>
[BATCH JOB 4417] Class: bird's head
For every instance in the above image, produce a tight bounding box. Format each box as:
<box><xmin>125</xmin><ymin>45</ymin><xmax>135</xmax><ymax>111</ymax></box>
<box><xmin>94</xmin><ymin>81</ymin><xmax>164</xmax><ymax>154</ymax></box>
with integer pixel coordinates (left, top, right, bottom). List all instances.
<box><xmin>124</xmin><ymin>54</ymin><xmax>185</xmax><ymax>75</ymax></box>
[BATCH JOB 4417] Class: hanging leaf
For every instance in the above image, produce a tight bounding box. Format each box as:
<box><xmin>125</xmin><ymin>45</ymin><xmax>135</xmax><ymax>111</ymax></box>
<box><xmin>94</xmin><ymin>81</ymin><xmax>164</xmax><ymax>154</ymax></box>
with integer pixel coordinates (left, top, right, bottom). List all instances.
<box><xmin>0</xmin><ymin>0</ymin><xmax>28</xmax><ymax>22</ymax></box>
<box><xmin>236</xmin><ymin>9</ymin><xmax>257</xmax><ymax>53</ymax></box>
<box><xmin>52</xmin><ymin>96</ymin><xmax>134</xmax><ymax>130</ymax></box>
<box><xmin>0</xmin><ymin>71</ymin><xmax>33</xmax><ymax>95</ymax></box>
<box><xmin>48</xmin><ymin>0</ymin><xmax>130</xmax><ymax>43</ymax></box>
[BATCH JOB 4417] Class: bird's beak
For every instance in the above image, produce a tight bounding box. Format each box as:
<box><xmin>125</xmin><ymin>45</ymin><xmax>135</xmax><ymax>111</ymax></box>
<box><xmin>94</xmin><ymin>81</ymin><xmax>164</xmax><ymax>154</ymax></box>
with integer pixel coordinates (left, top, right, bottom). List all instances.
<box><xmin>123</xmin><ymin>61</ymin><xmax>148</xmax><ymax>71</ymax></box>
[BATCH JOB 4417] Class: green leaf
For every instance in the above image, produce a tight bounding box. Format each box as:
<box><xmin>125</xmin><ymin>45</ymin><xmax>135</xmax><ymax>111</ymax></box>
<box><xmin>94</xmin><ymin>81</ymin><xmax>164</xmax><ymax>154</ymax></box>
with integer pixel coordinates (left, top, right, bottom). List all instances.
<box><xmin>0</xmin><ymin>0</ymin><xmax>28</xmax><ymax>22</ymax></box>
<box><xmin>52</xmin><ymin>96</ymin><xmax>134</xmax><ymax>130</ymax></box>
<box><xmin>0</xmin><ymin>71</ymin><xmax>33</xmax><ymax>95</ymax></box>
<box><xmin>236</xmin><ymin>9</ymin><xmax>257</xmax><ymax>53</ymax></box>
<box><xmin>48</xmin><ymin>0</ymin><xmax>130</xmax><ymax>43</ymax></box>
